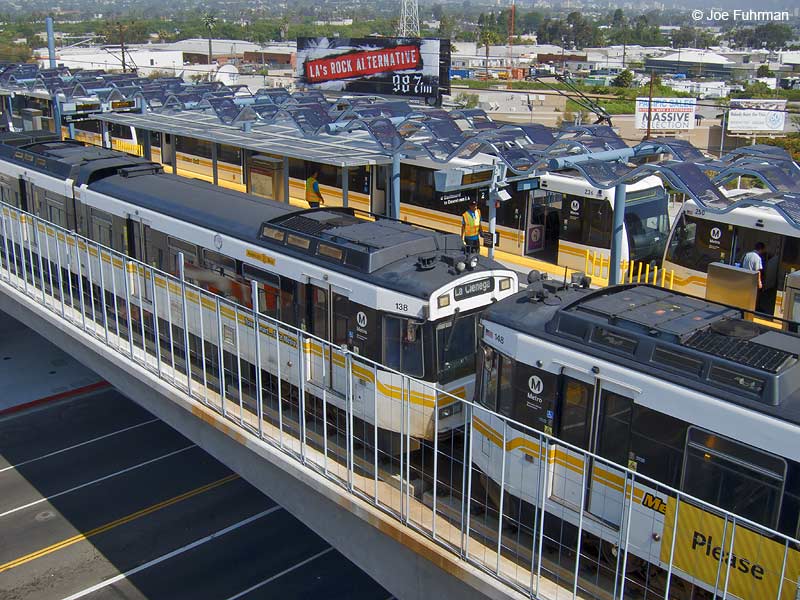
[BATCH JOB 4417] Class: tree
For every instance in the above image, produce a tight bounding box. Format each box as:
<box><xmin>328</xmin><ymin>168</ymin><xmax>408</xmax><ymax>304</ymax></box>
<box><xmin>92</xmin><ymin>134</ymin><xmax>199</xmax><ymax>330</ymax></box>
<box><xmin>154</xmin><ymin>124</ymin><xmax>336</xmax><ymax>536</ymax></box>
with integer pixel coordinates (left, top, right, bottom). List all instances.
<box><xmin>202</xmin><ymin>12</ymin><xmax>217</xmax><ymax>72</ymax></box>
<box><xmin>757</xmin><ymin>65</ymin><xmax>774</xmax><ymax>78</ymax></box>
<box><xmin>478</xmin><ymin>25</ymin><xmax>501</xmax><ymax>80</ymax></box>
<box><xmin>612</xmin><ymin>69</ymin><xmax>634</xmax><ymax>88</ymax></box>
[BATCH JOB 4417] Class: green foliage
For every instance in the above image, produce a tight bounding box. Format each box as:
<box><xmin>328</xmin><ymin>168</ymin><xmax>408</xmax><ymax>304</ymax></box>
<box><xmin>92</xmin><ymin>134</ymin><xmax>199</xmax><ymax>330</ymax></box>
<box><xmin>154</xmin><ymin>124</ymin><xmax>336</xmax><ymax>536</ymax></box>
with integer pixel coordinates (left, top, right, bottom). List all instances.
<box><xmin>670</xmin><ymin>26</ymin><xmax>717</xmax><ymax>49</ymax></box>
<box><xmin>755</xmin><ymin>134</ymin><xmax>800</xmax><ymax>161</ymax></box>
<box><xmin>454</xmin><ymin>92</ymin><xmax>480</xmax><ymax>108</ymax></box>
<box><xmin>612</xmin><ymin>69</ymin><xmax>634</xmax><ymax>88</ymax></box>
<box><xmin>732</xmin><ymin>24</ymin><xmax>793</xmax><ymax>51</ymax></box>
<box><xmin>756</xmin><ymin>65</ymin><xmax>774</xmax><ymax>78</ymax></box>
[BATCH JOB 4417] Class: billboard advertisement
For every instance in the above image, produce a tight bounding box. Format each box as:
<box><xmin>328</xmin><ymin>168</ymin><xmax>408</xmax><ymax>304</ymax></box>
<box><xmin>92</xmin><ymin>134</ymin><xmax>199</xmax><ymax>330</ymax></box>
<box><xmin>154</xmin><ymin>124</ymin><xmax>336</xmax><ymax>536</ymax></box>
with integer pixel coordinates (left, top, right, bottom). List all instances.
<box><xmin>728</xmin><ymin>99</ymin><xmax>786</xmax><ymax>132</ymax></box>
<box><xmin>635</xmin><ymin>97</ymin><xmax>696</xmax><ymax>130</ymax></box>
<box><xmin>296</xmin><ymin>37</ymin><xmax>450</xmax><ymax>104</ymax></box>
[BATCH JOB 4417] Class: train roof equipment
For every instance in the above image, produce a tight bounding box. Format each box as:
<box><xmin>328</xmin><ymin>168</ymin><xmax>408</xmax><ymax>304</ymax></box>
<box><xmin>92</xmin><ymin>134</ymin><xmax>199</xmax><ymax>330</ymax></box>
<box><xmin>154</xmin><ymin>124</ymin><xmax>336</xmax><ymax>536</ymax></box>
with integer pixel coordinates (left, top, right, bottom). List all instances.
<box><xmin>484</xmin><ymin>283</ymin><xmax>800</xmax><ymax>418</ymax></box>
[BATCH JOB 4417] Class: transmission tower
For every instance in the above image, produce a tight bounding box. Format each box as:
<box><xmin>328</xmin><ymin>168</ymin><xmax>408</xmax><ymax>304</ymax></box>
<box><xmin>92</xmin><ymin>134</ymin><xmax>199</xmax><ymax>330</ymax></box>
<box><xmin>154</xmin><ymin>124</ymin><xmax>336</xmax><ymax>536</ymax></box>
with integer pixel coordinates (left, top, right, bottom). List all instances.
<box><xmin>398</xmin><ymin>0</ymin><xmax>420</xmax><ymax>37</ymax></box>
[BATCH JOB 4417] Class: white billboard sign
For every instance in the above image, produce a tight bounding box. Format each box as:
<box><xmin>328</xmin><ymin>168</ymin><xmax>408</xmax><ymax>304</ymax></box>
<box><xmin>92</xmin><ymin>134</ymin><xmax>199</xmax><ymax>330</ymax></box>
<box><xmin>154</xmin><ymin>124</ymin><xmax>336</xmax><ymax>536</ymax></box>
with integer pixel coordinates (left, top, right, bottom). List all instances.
<box><xmin>635</xmin><ymin>97</ymin><xmax>696</xmax><ymax>131</ymax></box>
<box><xmin>728</xmin><ymin>99</ymin><xmax>786</xmax><ymax>132</ymax></box>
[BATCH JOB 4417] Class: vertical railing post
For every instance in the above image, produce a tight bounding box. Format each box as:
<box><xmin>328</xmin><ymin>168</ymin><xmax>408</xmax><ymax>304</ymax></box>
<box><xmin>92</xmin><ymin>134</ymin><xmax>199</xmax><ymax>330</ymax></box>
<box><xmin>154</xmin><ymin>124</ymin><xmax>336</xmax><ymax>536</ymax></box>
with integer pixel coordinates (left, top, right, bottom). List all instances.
<box><xmin>198</xmin><ymin>288</ymin><xmax>208</xmax><ymax>405</ymax></box>
<box><xmin>55</xmin><ymin>229</ymin><xmax>66</xmax><ymax>318</ymax></box>
<box><xmin>464</xmin><ymin>403</ymin><xmax>476</xmax><ymax>559</ymax></box>
<box><xmin>345</xmin><ymin>352</ymin><xmax>354</xmax><ymax>491</ymax></box>
<box><xmin>496</xmin><ymin>421</ymin><xmax>508</xmax><ymax>576</ymax></box>
<box><xmin>17</xmin><ymin>213</ymin><xmax>28</xmax><ymax>295</ymax></box>
<box><xmin>1</xmin><ymin>208</ymin><xmax>11</xmax><ymax>283</ymax></box>
<box><xmin>275</xmin><ymin>324</ymin><xmax>283</xmax><ymax>449</ymax></box>
<box><xmin>617</xmin><ymin>472</ymin><xmax>637</xmax><ymax>600</ymax></box>
<box><xmin>535</xmin><ymin>438</ymin><xmax>551</xmax><ymax>598</ymax></box>
<box><xmin>405</xmin><ymin>376</ymin><xmax>411</xmax><ymax>524</ymax></box>
<box><xmin>73</xmin><ymin>233</ymin><xmax>86</xmax><ymax>330</ymax></box>
<box><xmin>460</xmin><ymin>403</ymin><xmax>471</xmax><ymax>558</ymax></box>
<box><xmin>137</xmin><ymin>265</ymin><xmax>147</xmax><ymax>360</ymax></box>
<box><xmin>712</xmin><ymin>517</ymin><xmax>730</xmax><ymax>598</ymax></box>
<box><xmin>233</xmin><ymin>304</ymin><xmax>244</xmax><ymax>423</ymax></box>
<box><xmin>432</xmin><ymin>392</ymin><xmax>439</xmax><ymax>541</ymax></box>
<box><xmin>110</xmin><ymin>252</ymin><xmax>120</xmax><ymax>347</ymax></box>
<box><xmin>721</xmin><ymin>519</ymin><xmax>737</xmax><ymax>599</ymax></box>
<box><xmin>572</xmin><ymin>457</ymin><xmax>590</xmax><ymax>597</ymax></box>
<box><xmin>165</xmin><ymin>273</ymin><xmax>176</xmax><ymax>382</ymax></box>
<box><xmin>776</xmin><ymin>539</ymin><xmax>790</xmax><ymax>600</ymax></box>
<box><xmin>33</xmin><ymin>216</ymin><xmax>46</xmax><ymax>303</ymax></box>
<box><xmin>530</xmin><ymin>432</ymin><xmax>546</xmax><ymax>596</ymax></box>
<box><xmin>215</xmin><ymin>296</ymin><xmax>226</xmax><ymax>417</ymax></box>
<box><xmin>297</xmin><ymin>330</ymin><xmax>307</xmax><ymax>462</ymax></box>
<box><xmin>150</xmin><ymin>268</ymin><xmax>162</xmax><ymax>378</ymax></box>
<box><xmin>8</xmin><ymin>208</ymin><xmax>20</xmax><ymax>285</ymax></box>
<box><xmin>177</xmin><ymin>252</ymin><xmax>192</xmax><ymax>394</ymax></box>
<box><xmin>663</xmin><ymin>494</ymin><xmax>681</xmax><ymax>599</ymax></box>
<box><xmin>373</xmin><ymin>363</ymin><xmax>379</xmax><ymax>504</ymax></box>
<box><xmin>123</xmin><ymin>258</ymin><xmax>135</xmax><ymax>359</ymax></box>
<box><xmin>44</xmin><ymin>222</ymin><xmax>55</xmax><ymax>309</ymax></box>
<box><xmin>321</xmin><ymin>341</ymin><xmax>328</xmax><ymax>475</ymax></box>
<box><xmin>86</xmin><ymin>239</ymin><xmax>97</xmax><ymax>333</ymax></box>
<box><xmin>251</xmin><ymin>281</ymin><xmax>263</xmax><ymax>439</ymax></box>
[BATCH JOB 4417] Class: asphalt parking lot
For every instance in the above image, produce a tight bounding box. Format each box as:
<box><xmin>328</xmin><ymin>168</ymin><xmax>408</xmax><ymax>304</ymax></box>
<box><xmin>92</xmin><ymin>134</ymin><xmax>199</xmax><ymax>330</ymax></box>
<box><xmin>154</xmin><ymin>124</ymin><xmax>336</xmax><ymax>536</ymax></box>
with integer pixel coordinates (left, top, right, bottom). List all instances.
<box><xmin>0</xmin><ymin>387</ymin><xmax>392</xmax><ymax>600</ymax></box>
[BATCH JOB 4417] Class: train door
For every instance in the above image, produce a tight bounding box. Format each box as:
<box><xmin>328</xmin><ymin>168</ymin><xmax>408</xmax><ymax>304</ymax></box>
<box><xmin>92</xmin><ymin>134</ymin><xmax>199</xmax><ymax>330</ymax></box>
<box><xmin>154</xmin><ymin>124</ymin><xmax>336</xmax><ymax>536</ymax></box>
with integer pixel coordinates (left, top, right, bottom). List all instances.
<box><xmin>371</xmin><ymin>165</ymin><xmax>388</xmax><ymax>215</ymax></box>
<box><xmin>554</xmin><ymin>370</ymin><xmax>635</xmax><ymax>528</ymax></box>
<box><xmin>306</xmin><ymin>278</ymin><xmax>334</xmax><ymax>389</ymax></box>
<box><xmin>527</xmin><ymin>190</ymin><xmax>561</xmax><ymax>264</ymax></box>
<box><xmin>731</xmin><ymin>226</ymin><xmax>784</xmax><ymax>315</ymax></box>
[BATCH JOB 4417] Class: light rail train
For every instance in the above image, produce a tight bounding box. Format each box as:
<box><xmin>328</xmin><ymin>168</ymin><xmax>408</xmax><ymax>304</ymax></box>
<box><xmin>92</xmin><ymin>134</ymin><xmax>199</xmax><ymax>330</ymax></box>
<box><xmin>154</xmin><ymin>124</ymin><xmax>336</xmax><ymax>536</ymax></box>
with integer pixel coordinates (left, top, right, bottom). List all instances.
<box><xmin>663</xmin><ymin>193</ymin><xmax>800</xmax><ymax>319</ymax></box>
<box><xmin>64</xmin><ymin>118</ymin><xmax>670</xmax><ymax>279</ymax></box>
<box><xmin>474</xmin><ymin>279</ymin><xmax>800</xmax><ymax>598</ymax></box>
<box><xmin>0</xmin><ymin>139</ymin><xmax>518</xmax><ymax>442</ymax></box>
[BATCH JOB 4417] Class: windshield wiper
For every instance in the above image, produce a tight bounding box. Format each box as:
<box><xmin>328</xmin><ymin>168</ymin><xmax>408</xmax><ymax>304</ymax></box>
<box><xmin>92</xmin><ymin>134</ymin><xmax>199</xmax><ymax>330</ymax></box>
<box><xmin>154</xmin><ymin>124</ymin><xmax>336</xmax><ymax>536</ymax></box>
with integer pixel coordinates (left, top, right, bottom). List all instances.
<box><xmin>443</xmin><ymin>308</ymin><xmax>461</xmax><ymax>355</ymax></box>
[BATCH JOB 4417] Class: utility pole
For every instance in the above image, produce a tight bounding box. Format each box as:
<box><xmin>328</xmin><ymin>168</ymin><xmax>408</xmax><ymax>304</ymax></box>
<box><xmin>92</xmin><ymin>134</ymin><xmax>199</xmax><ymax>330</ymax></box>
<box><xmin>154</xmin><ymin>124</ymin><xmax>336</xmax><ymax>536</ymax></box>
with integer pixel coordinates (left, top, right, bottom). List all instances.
<box><xmin>646</xmin><ymin>69</ymin><xmax>655</xmax><ymax>139</ymax></box>
<box><xmin>118</xmin><ymin>22</ymin><xmax>126</xmax><ymax>72</ymax></box>
<box><xmin>507</xmin><ymin>1</ymin><xmax>515</xmax><ymax>89</ymax></box>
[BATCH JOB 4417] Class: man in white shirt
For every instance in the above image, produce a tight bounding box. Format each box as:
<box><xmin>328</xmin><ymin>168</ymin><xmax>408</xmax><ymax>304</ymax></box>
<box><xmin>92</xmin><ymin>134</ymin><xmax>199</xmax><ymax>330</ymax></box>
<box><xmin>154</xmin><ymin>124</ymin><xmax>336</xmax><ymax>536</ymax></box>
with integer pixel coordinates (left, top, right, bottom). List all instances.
<box><xmin>742</xmin><ymin>242</ymin><xmax>766</xmax><ymax>289</ymax></box>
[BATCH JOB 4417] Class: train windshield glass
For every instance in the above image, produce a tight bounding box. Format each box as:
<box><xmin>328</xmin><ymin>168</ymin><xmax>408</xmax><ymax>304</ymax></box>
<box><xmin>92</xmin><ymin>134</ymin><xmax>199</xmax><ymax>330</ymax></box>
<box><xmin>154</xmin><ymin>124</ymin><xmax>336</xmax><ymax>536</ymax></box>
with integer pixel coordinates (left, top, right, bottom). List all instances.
<box><xmin>624</xmin><ymin>187</ymin><xmax>670</xmax><ymax>264</ymax></box>
<box><xmin>436</xmin><ymin>313</ymin><xmax>477</xmax><ymax>383</ymax></box>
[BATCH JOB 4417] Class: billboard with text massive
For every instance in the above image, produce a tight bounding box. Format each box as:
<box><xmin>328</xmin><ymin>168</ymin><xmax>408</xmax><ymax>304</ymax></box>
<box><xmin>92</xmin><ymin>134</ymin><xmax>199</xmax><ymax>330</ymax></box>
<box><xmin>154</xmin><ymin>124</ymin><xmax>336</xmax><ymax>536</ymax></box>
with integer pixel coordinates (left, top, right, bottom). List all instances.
<box><xmin>635</xmin><ymin>97</ymin><xmax>696</xmax><ymax>131</ymax></box>
<box><xmin>296</xmin><ymin>37</ymin><xmax>450</xmax><ymax>104</ymax></box>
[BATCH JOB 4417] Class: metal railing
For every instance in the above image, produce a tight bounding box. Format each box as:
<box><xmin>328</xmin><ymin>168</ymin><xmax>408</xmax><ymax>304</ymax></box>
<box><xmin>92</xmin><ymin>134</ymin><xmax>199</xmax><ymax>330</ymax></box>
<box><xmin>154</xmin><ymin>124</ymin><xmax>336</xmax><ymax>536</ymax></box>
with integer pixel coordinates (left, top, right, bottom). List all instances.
<box><xmin>1</xmin><ymin>200</ymin><xmax>797</xmax><ymax>600</ymax></box>
<box><xmin>585</xmin><ymin>249</ymin><xmax>675</xmax><ymax>289</ymax></box>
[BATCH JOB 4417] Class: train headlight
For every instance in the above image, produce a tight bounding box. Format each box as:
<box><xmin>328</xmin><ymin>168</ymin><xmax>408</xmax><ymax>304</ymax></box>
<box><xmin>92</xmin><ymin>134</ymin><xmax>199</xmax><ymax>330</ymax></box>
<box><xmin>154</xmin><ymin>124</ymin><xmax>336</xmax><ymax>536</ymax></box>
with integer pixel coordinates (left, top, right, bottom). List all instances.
<box><xmin>499</xmin><ymin>277</ymin><xmax>512</xmax><ymax>291</ymax></box>
<box><xmin>456</xmin><ymin>261</ymin><xmax>466</xmax><ymax>273</ymax></box>
<box><xmin>468</xmin><ymin>255</ymin><xmax>479</xmax><ymax>269</ymax></box>
<box><xmin>438</xmin><ymin>402</ymin><xmax>463</xmax><ymax>419</ymax></box>
<box><xmin>437</xmin><ymin>294</ymin><xmax>451</xmax><ymax>308</ymax></box>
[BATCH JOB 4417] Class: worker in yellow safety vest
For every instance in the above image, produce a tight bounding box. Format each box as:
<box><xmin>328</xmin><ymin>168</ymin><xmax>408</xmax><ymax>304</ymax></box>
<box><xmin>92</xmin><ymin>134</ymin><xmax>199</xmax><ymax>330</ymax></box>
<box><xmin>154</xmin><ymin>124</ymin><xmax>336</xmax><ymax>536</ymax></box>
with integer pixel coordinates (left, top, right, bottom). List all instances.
<box><xmin>461</xmin><ymin>199</ymin><xmax>482</xmax><ymax>253</ymax></box>
<box><xmin>305</xmin><ymin>171</ymin><xmax>325</xmax><ymax>208</ymax></box>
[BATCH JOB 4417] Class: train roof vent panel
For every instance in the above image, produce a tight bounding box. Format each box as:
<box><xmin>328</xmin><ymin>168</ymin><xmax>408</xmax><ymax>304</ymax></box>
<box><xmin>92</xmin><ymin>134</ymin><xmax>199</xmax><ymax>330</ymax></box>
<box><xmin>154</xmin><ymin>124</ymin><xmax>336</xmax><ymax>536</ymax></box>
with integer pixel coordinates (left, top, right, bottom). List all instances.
<box><xmin>683</xmin><ymin>330</ymin><xmax>796</xmax><ymax>374</ymax></box>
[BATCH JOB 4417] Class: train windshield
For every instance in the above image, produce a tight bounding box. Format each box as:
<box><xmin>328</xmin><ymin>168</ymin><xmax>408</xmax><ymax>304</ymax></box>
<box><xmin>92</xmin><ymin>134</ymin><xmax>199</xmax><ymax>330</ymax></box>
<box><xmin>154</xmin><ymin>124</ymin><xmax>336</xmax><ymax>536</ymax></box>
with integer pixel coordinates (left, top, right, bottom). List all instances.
<box><xmin>624</xmin><ymin>187</ymin><xmax>670</xmax><ymax>264</ymax></box>
<box><xmin>436</xmin><ymin>313</ymin><xmax>478</xmax><ymax>384</ymax></box>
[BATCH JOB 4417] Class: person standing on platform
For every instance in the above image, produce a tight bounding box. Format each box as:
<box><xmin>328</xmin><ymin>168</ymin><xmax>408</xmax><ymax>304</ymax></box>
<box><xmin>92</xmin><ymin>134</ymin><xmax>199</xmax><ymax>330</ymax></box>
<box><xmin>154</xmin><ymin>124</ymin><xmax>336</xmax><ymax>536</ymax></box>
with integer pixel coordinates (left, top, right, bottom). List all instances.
<box><xmin>742</xmin><ymin>242</ymin><xmax>767</xmax><ymax>290</ymax></box>
<box><xmin>306</xmin><ymin>171</ymin><xmax>325</xmax><ymax>208</ymax></box>
<box><xmin>461</xmin><ymin>199</ymin><xmax>483</xmax><ymax>253</ymax></box>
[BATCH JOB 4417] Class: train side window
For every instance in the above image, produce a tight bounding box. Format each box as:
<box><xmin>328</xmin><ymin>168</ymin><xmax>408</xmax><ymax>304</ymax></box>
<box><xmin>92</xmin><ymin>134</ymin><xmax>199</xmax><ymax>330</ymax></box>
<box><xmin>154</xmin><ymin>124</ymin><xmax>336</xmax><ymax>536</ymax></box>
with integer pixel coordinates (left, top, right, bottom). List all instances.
<box><xmin>629</xmin><ymin>405</ymin><xmax>687</xmax><ymax>488</ymax></box>
<box><xmin>91</xmin><ymin>216</ymin><xmax>113</xmax><ymax>248</ymax></box>
<box><xmin>383</xmin><ymin>316</ymin><xmax>424</xmax><ymax>378</ymax></box>
<box><xmin>310</xmin><ymin>286</ymin><xmax>329</xmax><ymax>340</ymax></box>
<box><xmin>585</xmin><ymin>198</ymin><xmax>612</xmax><ymax>249</ymax></box>
<box><xmin>496</xmin><ymin>356</ymin><xmax>514</xmax><ymax>417</ymax></box>
<box><xmin>241</xmin><ymin>264</ymin><xmax>280</xmax><ymax>319</ymax></box>
<box><xmin>595</xmin><ymin>391</ymin><xmax>633</xmax><ymax>467</ymax></box>
<box><xmin>278</xmin><ymin>279</ymin><xmax>300</xmax><ymax>327</ymax></box>
<box><xmin>558</xmin><ymin>377</ymin><xmax>593</xmax><ymax>450</ymax></box>
<box><xmin>478</xmin><ymin>347</ymin><xmax>499</xmax><ymax>412</ymax></box>
<box><xmin>666</xmin><ymin>214</ymin><xmax>734</xmax><ymax>273</ymax></box>
<box><xmin>681</xmin><ymin>427</ymin><xmax>786</xmax><ymax>529</ymax></box>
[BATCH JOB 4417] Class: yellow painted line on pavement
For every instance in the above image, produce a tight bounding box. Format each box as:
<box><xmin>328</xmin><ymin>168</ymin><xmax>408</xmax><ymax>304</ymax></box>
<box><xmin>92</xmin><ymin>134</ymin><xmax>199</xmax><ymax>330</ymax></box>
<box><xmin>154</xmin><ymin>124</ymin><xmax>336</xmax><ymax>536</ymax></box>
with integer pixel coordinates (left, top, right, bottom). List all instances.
<box><xmin>0</xmin><ymin>473</ymin><xmax>239</xmax><ymax>574</ymax></box>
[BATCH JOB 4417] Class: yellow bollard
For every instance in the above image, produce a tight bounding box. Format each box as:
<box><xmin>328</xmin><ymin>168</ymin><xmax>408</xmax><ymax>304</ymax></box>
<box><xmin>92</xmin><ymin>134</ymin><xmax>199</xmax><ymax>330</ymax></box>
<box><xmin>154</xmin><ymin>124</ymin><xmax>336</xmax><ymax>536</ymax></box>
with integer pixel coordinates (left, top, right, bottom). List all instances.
<box><xmin>661</xmin><ymin>267</ymin><xmax>666</xmax><ymax>288</ymax></box>
<box><xmin>653</xmin><ymin>265</ymin><xmax>658</xmax><ymax>286</ymax></box>
<box><xmin>669</xmin><ymin>270</ymin><xmax>675</xmax><ymax>290</ymax></box>
<box><xmin>629</xmin><ymin>261</ymin><xmax>634</xmax><ymax>283</ymax></box>
<box><xmin>585</xmin><ymin>249</ymin><xmax>591</xmax><ymax>275</ymax></box>
<box><xmin>645</xmin><ymin>263</ymin><xmax>650</xmax><ymax>283</ymax></box>
<box><xmin>636</xmin><ymin>262</ymin><xmax>643</xmax><ymax>283</ymax></box>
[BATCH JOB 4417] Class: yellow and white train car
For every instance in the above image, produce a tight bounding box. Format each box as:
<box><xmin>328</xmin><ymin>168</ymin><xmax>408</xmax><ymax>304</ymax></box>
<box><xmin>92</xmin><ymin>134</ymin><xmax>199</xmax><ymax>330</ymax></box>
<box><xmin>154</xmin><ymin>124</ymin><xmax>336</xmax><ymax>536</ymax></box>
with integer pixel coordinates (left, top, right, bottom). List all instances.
<box><xmin>474</xmin><ymin>281</ymin><xmax>800</xmax><ymax>598</ymax></box>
